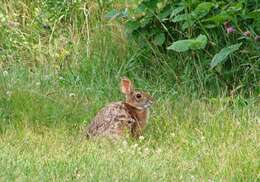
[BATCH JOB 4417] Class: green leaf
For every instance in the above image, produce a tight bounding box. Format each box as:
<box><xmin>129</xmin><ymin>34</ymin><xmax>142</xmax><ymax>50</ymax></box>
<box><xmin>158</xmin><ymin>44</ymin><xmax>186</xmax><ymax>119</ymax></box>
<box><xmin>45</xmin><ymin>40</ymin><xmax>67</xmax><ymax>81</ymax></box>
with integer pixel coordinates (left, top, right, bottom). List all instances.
<box><xmin>170</xmin><ymin>7</ymin><xmax>185</xmax><ymax>19</ymax></box>
<box><xmin>158</xmin><ymin>6</ymin><xmax>173</xmax><ymax>20</ymax></box>
<box><xmin>193</xmin><ymin>2</ymin><xmax>214</xmax><ymax>18</ymax></box>
<box><xmin>210</xmin><ymin>43</ymin><xmax>242</xmax><ymax>69</ymax></box>
<box><xmin>192</xmin><ymin>34</ymin><xmax>207</xmax><ymax>49</ymax></box>
<box><xmin>126</xmin><ymin>21</ymin><xmax>141</xmax><ymax>32</ymax></box>
<box><xmin>153</xmin><ymin>33</ymin><xmax>166</xmax><ymax>46</ymax></box>
<box><xmin>171</xmin><ymin>14</ymin><xmax>191</xmax><ymax>22</ymax></box>
<box><xmin>167</xmin><ymin>34</ymin><xmax>208</xmax><ymax>52</ymax></box>
<box><xmin>227</xmin><ymin>2</ymin><xmax>243</xmax><ymax>14</ymax></box>
<box><xmin>168</xmin><ymin>40</ymin><xmax>193</xmax><ymax>52</ymax></box>
<box><xmin>179</xmin><ymin>2</ymin><xmax>214</xmax><ymax>30</ymax></box>
<box><xmin>181</xmin><ymin>20</ymin><xmax>195</xmax><ymax>30</ymax></box>
<box><xmin>203</xmin><ymin>11</ymin><xmax>231</xmax><ymax>24</ymax></box>
<box><xmin>135</xmin><ymin>3</ymin><xmax>146</xmax><ymax>13</ymax></box>
<box><xmin>143</xmin><ymin>0</ymin><xmax>159</xmax><ymax>10</ymax></box>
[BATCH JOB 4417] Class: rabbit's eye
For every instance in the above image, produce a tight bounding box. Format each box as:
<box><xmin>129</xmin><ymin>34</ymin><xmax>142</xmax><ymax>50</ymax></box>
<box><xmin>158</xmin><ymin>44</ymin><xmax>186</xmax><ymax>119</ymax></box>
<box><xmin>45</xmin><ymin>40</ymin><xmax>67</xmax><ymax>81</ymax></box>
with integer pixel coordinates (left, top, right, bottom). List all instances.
<box><xmin>136</xmin><ymin>93</ymin><xmax>142</xmax><ymax>99</ymax></box>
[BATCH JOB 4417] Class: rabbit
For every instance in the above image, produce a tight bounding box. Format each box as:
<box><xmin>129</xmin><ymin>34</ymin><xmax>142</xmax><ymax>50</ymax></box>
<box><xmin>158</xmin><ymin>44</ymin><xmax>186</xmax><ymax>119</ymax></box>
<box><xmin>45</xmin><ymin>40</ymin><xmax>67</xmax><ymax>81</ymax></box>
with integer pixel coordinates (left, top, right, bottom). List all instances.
<box><xmin>85</xmin><ymin>77</ymin><xmax>153</xmax><ymax>139</ymax></box>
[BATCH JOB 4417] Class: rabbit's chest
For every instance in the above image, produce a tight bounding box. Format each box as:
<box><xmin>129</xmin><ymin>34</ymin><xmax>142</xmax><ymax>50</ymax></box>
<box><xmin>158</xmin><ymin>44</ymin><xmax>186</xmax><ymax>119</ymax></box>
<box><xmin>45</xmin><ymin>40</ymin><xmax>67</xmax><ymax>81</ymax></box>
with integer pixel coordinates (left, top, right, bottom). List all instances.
<box><xmin>135</xmin><ymin>110</ymin><xmax>149</xmax><ymax>127</ymax></box>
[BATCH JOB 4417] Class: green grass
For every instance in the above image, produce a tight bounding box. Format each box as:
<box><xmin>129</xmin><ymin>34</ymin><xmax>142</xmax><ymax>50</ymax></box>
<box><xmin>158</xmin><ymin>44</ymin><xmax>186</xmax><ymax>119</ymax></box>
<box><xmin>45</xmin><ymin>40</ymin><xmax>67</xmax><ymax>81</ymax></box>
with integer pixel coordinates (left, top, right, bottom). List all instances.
<box><xmin>0</xmin><ymin>97</ymin><xmax>259</xmax><ymax>181</ymax></box>
<box><xmin>0</xmin><ymin>0</ymin><xmax>260</xmax><ymax>181</ymax></box>
<box><xmin>1</xmin><ymin>69</ymin><xmax>259</xmax><ymax>180</ymax></box>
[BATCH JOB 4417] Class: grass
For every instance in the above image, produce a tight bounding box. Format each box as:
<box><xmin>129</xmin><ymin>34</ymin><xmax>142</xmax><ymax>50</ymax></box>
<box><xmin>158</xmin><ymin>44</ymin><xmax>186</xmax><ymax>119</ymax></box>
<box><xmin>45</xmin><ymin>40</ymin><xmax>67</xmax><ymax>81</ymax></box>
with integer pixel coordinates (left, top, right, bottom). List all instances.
<box><xmin>0</xmin><ymin>0</ymin><xmax>260</xmax><ymax>181</ymax></box>
<box><xmin>0</xmin><ymin>97</ymin><xmax>259</xmax><ymax>181</ymax></box>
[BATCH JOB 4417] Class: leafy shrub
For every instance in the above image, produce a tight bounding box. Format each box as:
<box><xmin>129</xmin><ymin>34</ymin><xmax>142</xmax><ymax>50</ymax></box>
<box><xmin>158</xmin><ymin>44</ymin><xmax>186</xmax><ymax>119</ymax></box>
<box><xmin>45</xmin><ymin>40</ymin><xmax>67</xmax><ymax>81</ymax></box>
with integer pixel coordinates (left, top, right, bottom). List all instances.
<box><xmin>112</xmin><ymin>0</ymin><xmax>260</xmax><ymax>95</ymax></box>
<box><xmin>125</xmin><ymin>0</ymin><xmax>260</xmax><ymax>47</ymax></box>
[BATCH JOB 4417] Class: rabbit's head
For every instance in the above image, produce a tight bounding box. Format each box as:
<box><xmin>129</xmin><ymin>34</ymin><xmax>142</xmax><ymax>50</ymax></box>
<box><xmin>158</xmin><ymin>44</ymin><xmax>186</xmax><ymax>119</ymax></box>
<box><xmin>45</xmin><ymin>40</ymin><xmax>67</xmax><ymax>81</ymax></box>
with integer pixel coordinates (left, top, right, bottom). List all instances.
<box><xmin>121</xmin><ymin>78</ymin><xmax>153</xmax><ymax>110</ymax></box>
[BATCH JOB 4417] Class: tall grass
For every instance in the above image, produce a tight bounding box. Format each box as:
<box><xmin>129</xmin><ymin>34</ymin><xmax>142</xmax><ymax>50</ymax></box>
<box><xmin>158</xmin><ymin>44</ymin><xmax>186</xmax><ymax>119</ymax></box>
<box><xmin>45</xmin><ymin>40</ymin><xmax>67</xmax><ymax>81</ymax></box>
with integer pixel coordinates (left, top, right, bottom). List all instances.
<box><xmin>0</xmin><ymin>0</ymin><xmax>259</xmax><ymax>180</ymax></box>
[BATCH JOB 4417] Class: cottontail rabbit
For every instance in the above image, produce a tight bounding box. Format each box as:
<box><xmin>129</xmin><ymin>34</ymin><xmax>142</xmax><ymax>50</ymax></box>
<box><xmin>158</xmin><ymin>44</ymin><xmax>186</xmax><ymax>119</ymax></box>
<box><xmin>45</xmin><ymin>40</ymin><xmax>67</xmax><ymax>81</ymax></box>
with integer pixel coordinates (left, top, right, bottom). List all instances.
<box><xmin>85</xmin><ymin>78</ymin><xmax>153</xmax><ymax>139</ymax></box>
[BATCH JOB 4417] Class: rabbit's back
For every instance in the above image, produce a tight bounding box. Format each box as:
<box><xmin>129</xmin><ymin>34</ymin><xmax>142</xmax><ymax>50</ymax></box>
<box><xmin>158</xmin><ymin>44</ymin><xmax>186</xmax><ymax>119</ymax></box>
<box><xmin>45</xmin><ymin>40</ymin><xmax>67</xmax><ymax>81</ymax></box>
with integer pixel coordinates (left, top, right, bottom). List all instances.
<box><xmin>86</xmin><ymin>102</ymin><xmax>134</xmax><ymax>138</ymax></box>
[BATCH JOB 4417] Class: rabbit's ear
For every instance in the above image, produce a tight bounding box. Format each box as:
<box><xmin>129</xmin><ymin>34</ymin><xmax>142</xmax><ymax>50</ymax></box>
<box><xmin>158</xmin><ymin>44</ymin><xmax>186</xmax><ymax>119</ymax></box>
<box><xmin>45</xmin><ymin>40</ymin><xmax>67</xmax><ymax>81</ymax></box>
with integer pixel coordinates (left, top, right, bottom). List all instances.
<box><xmin>121</xmin><ymin>78</ymin><xmax>133</xmax><ymax>95</ymax></box>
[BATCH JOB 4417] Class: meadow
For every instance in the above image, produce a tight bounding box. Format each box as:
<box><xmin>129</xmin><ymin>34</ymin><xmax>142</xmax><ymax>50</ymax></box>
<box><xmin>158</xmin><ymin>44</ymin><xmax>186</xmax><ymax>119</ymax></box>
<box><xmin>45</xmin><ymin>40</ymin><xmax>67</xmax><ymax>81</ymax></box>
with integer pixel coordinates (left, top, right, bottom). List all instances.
<box><xmin>0</xmin><ymin>0</ymin><xmax>259</xmax><ymax>181</ymax></box>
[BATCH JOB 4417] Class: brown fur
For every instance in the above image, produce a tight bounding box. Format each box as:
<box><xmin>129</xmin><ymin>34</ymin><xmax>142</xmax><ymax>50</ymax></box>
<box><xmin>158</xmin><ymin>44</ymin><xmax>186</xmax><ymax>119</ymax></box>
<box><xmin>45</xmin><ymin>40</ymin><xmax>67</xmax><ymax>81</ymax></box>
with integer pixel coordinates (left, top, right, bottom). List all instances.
<box><xmin>124</xmin><ymin>103</ymin><xmax>149</xmax><ymax>138</ymax></box>
<box><xmin>85</xmin><ymin>78</ymin><xmax>153</xmax><ymax>139</ymax></box>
